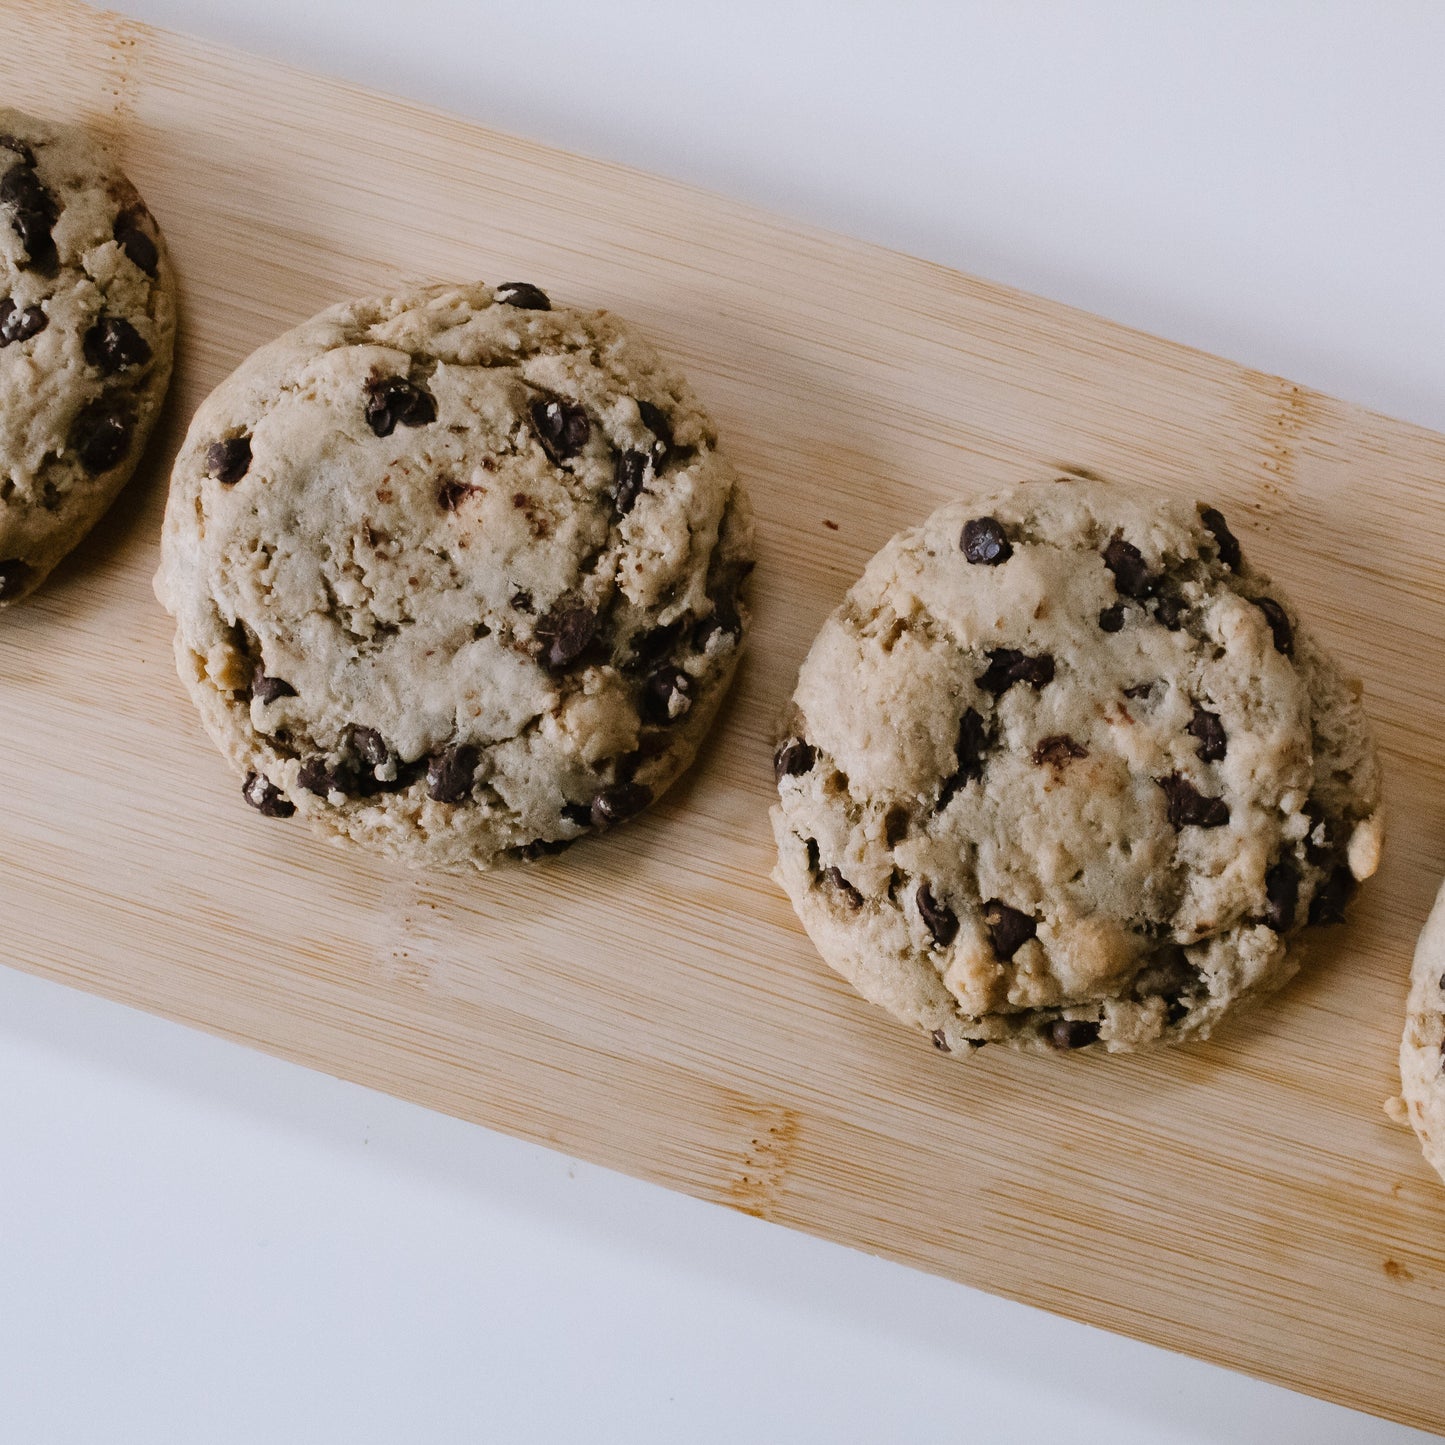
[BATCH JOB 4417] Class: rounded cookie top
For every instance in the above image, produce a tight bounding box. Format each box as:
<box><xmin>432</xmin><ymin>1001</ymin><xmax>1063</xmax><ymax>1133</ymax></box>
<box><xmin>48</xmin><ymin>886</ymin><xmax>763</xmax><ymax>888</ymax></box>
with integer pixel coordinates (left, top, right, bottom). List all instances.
<box><xmin>156</xmin><ymin>281</ymin><xmax>753</xmax><ymax>870</ymax></box>
<box><xmin>1400</xmin><ymin>881</ymin><xmax>1445</xmax><ymax>1186</ymax></box>
<box><xmin>772</xmin><ymin>477</ymin><xmax>1382</xmax><ymax>1057</ymax></box>
<box><xmin>0</xmin><ymin>107</ymin><xmax>176</xmax><ymax>607</ymax></box>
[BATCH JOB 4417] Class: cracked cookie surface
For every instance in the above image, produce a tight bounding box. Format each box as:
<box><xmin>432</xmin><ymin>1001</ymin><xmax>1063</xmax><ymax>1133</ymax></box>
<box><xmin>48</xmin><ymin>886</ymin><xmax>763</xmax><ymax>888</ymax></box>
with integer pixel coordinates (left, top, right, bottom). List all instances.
<box><xmin>771</xmin><ymin>477</ymin><xmax>1381</xmax><ymax>1056</ymax></box>
<box><xmin>0</xmin><ymin>108</ymin><xmax>176</xmax><ymax>608</ymax></box>
<box><xmin>156</xmin><ymin>281</ymin><xmax>752</xmax><ymax>869</ymax></box>
<box><xmin>1400</xmin><ymin>882</ymin><xmax>1445</xmax><ymax>1185</ymax></box>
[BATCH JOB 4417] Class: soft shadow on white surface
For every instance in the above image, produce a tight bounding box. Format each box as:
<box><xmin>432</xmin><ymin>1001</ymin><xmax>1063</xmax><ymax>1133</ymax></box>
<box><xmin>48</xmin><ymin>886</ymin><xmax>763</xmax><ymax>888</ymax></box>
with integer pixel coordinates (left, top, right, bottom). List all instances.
<box><xmin>118</xmin><ymin>0</ymin><xmax>1445</xmax><ymax>432</ymax></box>
<box><xmin>0</xmin><ymin>969</ymin><xmax>1426</xmax><ymax>1445</ymax></box>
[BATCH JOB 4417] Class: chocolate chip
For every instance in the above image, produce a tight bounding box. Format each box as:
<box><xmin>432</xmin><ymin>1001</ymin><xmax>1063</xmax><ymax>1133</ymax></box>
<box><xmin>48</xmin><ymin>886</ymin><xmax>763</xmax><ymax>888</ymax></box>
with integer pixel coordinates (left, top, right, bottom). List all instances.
<box><xmin>529</xmin><ymin>396</ymin><xmax>589</xmax><ymax>464</ymax></box>
<box><xmin>1308</xmin><ymin>864</ymin><xmax>1356</xmax><ymax>925</ymax></box>
<box><xmin>1158</xmin><ymin>773</ymin><xmax>1230</xmax><ymax>830</ymax></box>
<box><xmin>1132</xmin><ymin>947</ymin><xmax>1197</xmax><ymax>1000</ymax></box>
<box><xmin>510</xmin><ymin>589</ymin><xmax>534</xmax><ymax>613</ymax></box>
<box><xmin>426</xmin><ymin>743</ymin><xmax>480</xmax><ymax>803</ymax></box>
<box><xmin>883</xmin><ymin>807</ymin><xmax>909</xmax><ymax>848</ymax></box>
<box><xmin>561</xmin><ymin>802</ymin><xmax>593</xmax><ymax>830</ymax></box>
<box><xmin>978</xmin><ymin>648</ymin><xmax>1055</xmax><ymax>695</ymax></box>
<box><xmin>0</xmin><ymin>557</ymin><xmax>32</xmax><ymax>599</ymax></box>
<box><xmin>1048</xmin><ymin>1019</ymin><xmax>1100</xmax><ymax>1050</ymax></box>
<box><xmin>916</xmin><ymin>883</ymin><xmax>958</xmax><ymax>946</ymax></box>
<box><xmin>2</xmin><ymin>159</ymin><xmax>58</xmax><ymax>273</ymax></box>
<box><xmin>613</xmin><ymin>450</ymin><xmax>649</xmax><ymax>516</ymax></box>
<box><xmin>1152</xmin><ymin>593</ymin><xmax>1186</xmax><ymax>630</ymax></box>
<box><xmin>113</xmin><ymin>207</ymin><xmax>159</xmax><ymax>276</ymax></box>
<box><xmin>0</xmin><ymin>135</ymin><xmax>35</xmax><ymax>165</ymax></box>
<box><xmin>1264</xmin><ymin>861</ymin><xmax>1299</xmax><ymax>932</ymax></box>
<box><xmin>694</xmin><ymin>559</ymin><xmax>753</xmax><ymax>648</ymax></box>
<box><xmin>773</xmin><ymin>737</ymin><xmax>816</xmax><ymax>782</ymax></box>
<box><xmin>82</xmin><ymin>314</ymin><xmax>152</xmax><ymax>375</ymax></box>
<box><xmin>1187</xmin><ymin>706</ymin><xmax>1227</xmax><ymax>762</ymax></box>
<box><xmin>69</xmin><ymin>401</ymin><xmax>133</xmax><ymax>474</ymax></box>
<box><xmin>1122</xmin><ymin>682</ymin><xmax>1154</xmax><ymax>700</ymax></box>
<box><xmin>437</xmin><ymin>477</ymin><xmax>477</xmax><ymax>511</ymax></box>
<box><xmin>0</xmin><ymin>297</ymin><xmax>46</xmax><ymax>346</ymax></box>
<box><xmin>1103</xmin><ymin>535</ymin><xmax>1157</xmax><ymax>598</ymax></box>
<box><xmin>517</xmin><ymin>837</ymin><xmax>574</xmax><ymax>860</ymax></box>
<box><xmin>241</xmin><ymin>771</ymin><xmax>294</xmax><ymax>818</ymax></box>
<box><xmin>961</xmin><ymin>516</ymin><xmax>1012</xmax><ymax>565</ymax></box>
<box><xmin>983</xmin><ymin>898</ymin><xmax>1036</xmax><ymax>960</ymax></box>
<box><xmin>931</xmin><ymin>1028</ymin><xmax>950</xmax><ymax>1052</ymax></box>
<box><xmin>298</xmin><ymin>755</ymin><xmax>351</xmax><ymax>798</ymax></box>
<box><xmin>626</xmin><ymin>621</ymin><xmax>684</xmax><ymax>673</ymax></box>
<box><xmin>535</xmin><ymin>599</ymin><xmax>598</xmax><ymax>673</ymax></box>
<box><xmin>1252</xmin><ymin>597</ymin><xmax>1294</xmax><ymax>657</ymax></box>
<box><xmin>804</xmin><ymin>837</ymin><xmax>820</xmax><ymax>873</ymax></box>
<box><xmin>590</xmin><ymin>781</ymin><xmax>651</xmax><ymax>830</ymax></box>
<box><xmin>347</xmin><ymin>725</ymin><xmax>391</xmax><ymax>770</ymax></box>
<box><xmin>495</xmin><ymin>281</ymin><xmax>551</xmax><ymax>310</ymax></box>
<box><xmin>1098</xmin><ymin>604</ymin><xmax>1126</xmax><ymax>633</ymax></box>
<box><xmin>1201</xmin><ymin>506</ymin><xmax>1242</xmax><ymax>570</ymax></box>
<box><xmin>635</xmin><ymin>399</ymin><xmax>674</xmax><ymax>468</ymax></box>
<box><xmin>938</xmin><ymin>707</ymin><xmax>990</xmax><ymax>807</ymax></box>
<box><xmin>251</xmin><ymin>664</ymin><xmax>296</xmax><ymax>705</ymax></box>
<box><xmin>1033</xmin><ymin>734</ymin><xmax>1087</xmax><ymax>768</ymax></box>
<box><xmin>206</xmin><ymin>436</ymin><xmax>252</xmax><ymax>484</ymax></box>
<box><xmin>825</xmin><ymin>866</ymin><xmax>864</xmax><ymax>909</ymax></box>
<box><xmin>642</xmin><ymin>666</ymin><xmax>693</xmax><ymax>724</ymax></box>
<box><xmin>364</xmin><ymin>375</ymin><xmax>436</xmax><ymax>437</ymax></box>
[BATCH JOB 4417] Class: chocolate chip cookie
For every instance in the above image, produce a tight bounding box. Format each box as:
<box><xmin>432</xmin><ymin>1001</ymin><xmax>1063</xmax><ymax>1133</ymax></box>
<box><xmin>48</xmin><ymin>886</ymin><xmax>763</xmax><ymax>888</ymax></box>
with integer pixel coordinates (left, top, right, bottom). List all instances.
<box><xmin>772</xmin><ymin>477</ymin><xmax>1382</xmax><ymax>1056</ymax></box>
<box><xmin>155</xmin><ymin>281</ymin><xmax>752</xmax><ymax>869</ymax></box>
<box><xmin>0</xmin><ymin>108</ymin><xmax>176</xmax><ymax>607</ymax></box>
<box><xmin>1399</xmin><ymin>881</ymin><xmax>1445</xmax><ymax>1184</ymax></box>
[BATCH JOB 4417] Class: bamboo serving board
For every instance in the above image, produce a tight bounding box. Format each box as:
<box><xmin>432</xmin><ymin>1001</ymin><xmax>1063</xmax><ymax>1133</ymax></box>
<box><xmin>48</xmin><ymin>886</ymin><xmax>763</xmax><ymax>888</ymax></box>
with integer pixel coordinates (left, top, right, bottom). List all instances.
<box><xmin>4</xmin><ymin>0</ymin><xmax>1444</xmax><ymax>1428</ymax></box>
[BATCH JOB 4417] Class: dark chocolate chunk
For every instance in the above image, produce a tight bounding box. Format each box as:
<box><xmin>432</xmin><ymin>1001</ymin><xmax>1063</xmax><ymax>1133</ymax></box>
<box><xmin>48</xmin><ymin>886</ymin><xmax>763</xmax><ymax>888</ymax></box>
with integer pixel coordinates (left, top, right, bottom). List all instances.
<box><xmin>510</xmin><ymin>588</ymin><xmax>534</xmax><ymax>613</ymax></box>
<box><xmin>535</xmin><ymin>599</ymin><xmax>598</xmax><ymax>673</ymax></box>
<box><xmin>298</xmin><ymin>755</ymin><xmax>352</xmax><ymax>798</ymax></box>
<box><xmin>694</xmin><ymin>559</ymin><xmax>752</xmax><ymax>647</ymax></box>
<box><xmin>1132</xmin><ymin>947</ymin><xmax>1197</xmax><ymax>1000</ymax></box>
<box><xmin>1158</xmin><ymin>773</ymin><xmax>1230</xmax><ymax>830</ymax></box>
<box><xmin>437</xmin><ymin>477</ymin><xmax>476</xmax><ymax>511</ymax></box>
<box><xmin>982</xmin><ymin>898</ymin><xmax>1036</xmax><ymax>960</ymax></box>
<box><xmin>931</xmin><ymin>1028</ymin><xmax>950</xmax><ymax>1053</ymax></box>
<box><xmin>347</xmin><ymin>725</ymin><xmax>392</xmax><ymax>769</ymax></box>
<box><xmin>635</xmin><ymin>399</ymin><xmax>674</xmax><ymax>468</ymax></box>
<box><xmin>937</xmin><ymin>707</ymin><xmax>991</xmax><ymax>807</ymax></box>
<box><xmin>1</xmin><ymin>159</ymin><xmax>58</xmax><ymax>272</ymax></box>
<box><xmin>804</xmin><ymin>837</ymin><xmax>820</xmax><ymax>873</ymax></box>
<box><xmin>0</xmin><ymin>135</ymin><xmax>35</xmax><ymax>165</ymax></box>
<box><xmin>1152</xmin><ymin>593</ymin><xmax>1186</xmax><ymax>630</ymax></box>
<box><xmin>642</xmin><ymin>666</ymin><xmax>692</xmax><ymax>724</ymax></box>
<box><xmin>978</xmin><ymin>648</ymin><xmax>1055</xmax><ymax>695</ymax></box>
<box><xmin>0</xmin><ymin>557</ymin><xmax>32</xmax><ymax>599</ymax></box>
<box><xmin>1200</xmin><ymin>506</ymin><xmax>1242</xmax><ymax>570</ymax></box>
<box><xmin>251</xmin><ymin>664</ymin><xmax>296</xmax><ymax>705</ymax></box>
<box><xmin>69</xmin><ymin>401</ymin><xmax>133</xmax><ymax>474</ymax></box>
<box><xmin>206</xmin><ymin>436</ymin><xmax>252</xmax><ymax>484</ymax></box>
<box><xmin>883</xmin><ymin>807</ymin><xmax>909</xmax><ymax>847</ymax></box>
<box><xmin>426</xmin><ymin>743</ymin><xmax>480</xmax><ymax>803</ymax></box>
<box><xmin>627</xmin><ymin>620</ymin><xmax>683</xmax><ymax>673</ymax></box>
<box><xmin>561</xmin><ymin>802</ymin><xmax>594</xmax><ymax>830</ymax></box>
<box><xmin>241</xmin><ymin>771</ymin><xmax>294</xmax><ymax>818</ymax></box>
<box><xmin>1098</xmin><ymin>603</ymin><xmax>1126</xmax><ymax>633</ymax></box>
<box><xmin>590</xmin><ymin>781</ymin><xmax>651</xmax><ymax>830</ymax></box>
<box><xmin>961</xmin><ymin>516</ymin><xmax>1012</xmax><ymax>566</ymax></box>
<box><xmin>613</xmin><ymin>449</ymin><xmax>649</xmax><ymax>516</ymax></box>
<box><xmin>825</xmin><ymin>866</ymin><xmax>864</xmax><ymax>910</ymax></box>
<box><xmin>1032</xmin><ymin>734</ymin><xmax>1088</xmax><ymax>768</ymax></box>
<box><xmin>916</xmin><ymin>883</ymin><xmax>959</xmax><ymax>946</ymax></box>
<box><xmin>113</xmin><ymin>206</ymin><xmax>159</xmax><ymax>277</ymax></box>
<box><xmin>82</xmin><ymin>315</ymin><xmax>151</xmax><ymax>374</ymax></box>
<box><xmin>1122</xmin><ymin>682</ymin><xmax>1155</xmax><ymax>700</ymax></box>
<box><xmin>494</xmin><ymin>281</ymin><xmax>551</xmax><ymax>310</ymax></box>
<box><xmin>517</xmin><ymin>837</ymin><xmax>574</xmax><ymax>860</ymax></box>
<box><xmin>529</xmin><ymin>396</ymin><xmax>590</xmax><ymax>464</ymax></box>
<box><xmin>1103</xmin><ymin>535</ymin><xmax>1157</xmax><ymax>598</ymax></box>
<box><xmin>1048</xmin><ymin>1018</ymin><xmax>1100</xmax><ymax>1050</ymax></box>
<box><xmin>364</xmin><ymin>375</ymin><xmax>436</xmax><ymax>437</ymax></box>
<box><xmin>1252</xmin><ymin>597</ymin><xmax>1294</xmax><ymax>657</ymax></box>
<box><xmin>0</xmin><ymin>297</ymin><xmax>46</xmax><ymax>346</ymax></box>
<box><xmin>773</xmin><ymin>737</ymin><xmax>816</xmax><ymax>782</ymax></box>
<box><xmin>1308</xmin><ymin>864</ymin><xmax>1356</xmax><ymax>925</ymax></box>
<box><xmin>1187</xmin><ymin>706</ymin><xmax>1227</xmax><ymax>762</ymax></box>
<box><xmin>1264</xmin><ymin>860</ymin><xmax>1299</xmax><ymax>932</ymax></box>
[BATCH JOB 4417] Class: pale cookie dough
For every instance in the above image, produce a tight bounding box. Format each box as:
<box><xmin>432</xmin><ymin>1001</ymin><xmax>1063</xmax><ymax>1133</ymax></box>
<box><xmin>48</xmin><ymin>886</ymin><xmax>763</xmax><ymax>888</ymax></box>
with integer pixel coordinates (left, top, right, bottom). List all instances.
<box><xmin>1399</xmin><ymin>881</ymin><xmax>1445</xmax><ymax>1185</ymax></box>
<box><xmin>0</xmin><ymin>108</ymin><xmax>176</xmax><ymax>607</ymax></box>
<box><xmin>772</xmin><ymin>477</ymin><xmax>1382</xmax><ymax>1056</ymax></box>
<box><xmin>156</xmin><ymin>281</ymin><xmax>752</xmax><ymax>870</ymax></box>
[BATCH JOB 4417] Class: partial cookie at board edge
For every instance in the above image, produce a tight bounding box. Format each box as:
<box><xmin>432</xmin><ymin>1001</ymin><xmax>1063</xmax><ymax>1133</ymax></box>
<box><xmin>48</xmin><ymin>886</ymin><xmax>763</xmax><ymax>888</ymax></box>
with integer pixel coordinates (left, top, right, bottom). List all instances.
<box><xmin>155</xmin><ymin>279</ymin><xmax>753</xmax><ymax>871</ymax></box>
<box><xmin>772</xmin><ymin>476</ymin><xmax>1382</xmax><ymax>1057</ymax></box>
<box><xmin>1397</xmin><ymin>881</ymin><xmax>1445</xmax><ymax>1185</ymax></box>
<box><xmin>0</xmin><ymin>107</ymin><xmax>176</xmax><ymax>607</ymax></box>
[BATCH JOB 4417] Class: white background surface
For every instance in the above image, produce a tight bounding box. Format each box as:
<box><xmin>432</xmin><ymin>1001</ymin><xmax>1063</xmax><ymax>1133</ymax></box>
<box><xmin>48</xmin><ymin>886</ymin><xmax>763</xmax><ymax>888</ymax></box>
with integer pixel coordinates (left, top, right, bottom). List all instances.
<box><xmin>3</xmin><ymin>3</ymin><xmax>1442</xmax><ymax>1441</ymax></box>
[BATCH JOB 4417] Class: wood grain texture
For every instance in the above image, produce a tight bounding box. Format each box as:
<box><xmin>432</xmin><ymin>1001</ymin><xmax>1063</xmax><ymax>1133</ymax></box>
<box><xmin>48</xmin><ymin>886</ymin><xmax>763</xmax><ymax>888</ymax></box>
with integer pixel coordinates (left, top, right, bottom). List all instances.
<box><xmin>3</xmin><ymin>0</ymin><xmax>1444</xmax><ymax>1427</ymax></box>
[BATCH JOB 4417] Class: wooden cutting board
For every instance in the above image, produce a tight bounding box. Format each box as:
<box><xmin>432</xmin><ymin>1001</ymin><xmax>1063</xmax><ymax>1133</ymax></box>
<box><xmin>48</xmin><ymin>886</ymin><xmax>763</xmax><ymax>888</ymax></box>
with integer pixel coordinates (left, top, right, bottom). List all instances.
<box><xmin>4</xmin><ymin>0</ymin><xmax>1443</xmax><ymax>1428</ymax></box>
